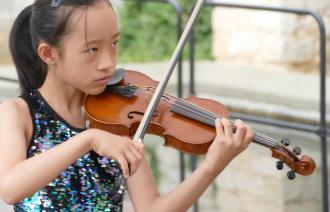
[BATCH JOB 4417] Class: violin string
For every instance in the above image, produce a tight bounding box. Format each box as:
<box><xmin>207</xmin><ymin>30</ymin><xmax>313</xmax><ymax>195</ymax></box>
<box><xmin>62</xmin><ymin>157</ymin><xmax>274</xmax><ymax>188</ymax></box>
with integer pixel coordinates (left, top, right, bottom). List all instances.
<box><xmin>168</xmin><ymin>98</ymin><xmax>279</xmax><ymax>148</ymax></box>
<box><xmin>141</xmin><ymin>87</ymin><xmax>281</xmax><ymax>145</ymax></box>
<box><xmin>171</xmin><ymin>101</ymin><xmax>285</xmax><ymax>151</ymax></box>
<box><xmin>136</xmin><ymin>87</ymin><xmax>283</xmax><ymax>151</ymax></box>
<box><xmin>171</xmin><ymin>96</ymin><xmax>286</xmax><ymax>151</ymax></box>
<box><xmin>137</xmin><ymin>87</ymin><xmax>281</xmax><ymax>149</ymax></box>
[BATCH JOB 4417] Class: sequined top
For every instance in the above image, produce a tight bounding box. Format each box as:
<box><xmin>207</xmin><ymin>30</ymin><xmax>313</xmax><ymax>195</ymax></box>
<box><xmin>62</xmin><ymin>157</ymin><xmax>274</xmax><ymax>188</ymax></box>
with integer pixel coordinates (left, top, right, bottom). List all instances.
<box><xmin>14</xmin><ymin>90</ymin><xmax>126</xmax><ymax>211</ymax></box>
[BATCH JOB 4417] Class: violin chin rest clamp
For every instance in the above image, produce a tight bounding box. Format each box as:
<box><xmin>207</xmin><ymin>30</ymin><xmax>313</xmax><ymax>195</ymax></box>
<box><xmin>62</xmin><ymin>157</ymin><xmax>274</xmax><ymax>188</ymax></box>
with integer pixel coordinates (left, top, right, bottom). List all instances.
<box><xmin>85</xmin><ymin>120</ymin><xmax>91</xmax><ymax>129</ymax></box>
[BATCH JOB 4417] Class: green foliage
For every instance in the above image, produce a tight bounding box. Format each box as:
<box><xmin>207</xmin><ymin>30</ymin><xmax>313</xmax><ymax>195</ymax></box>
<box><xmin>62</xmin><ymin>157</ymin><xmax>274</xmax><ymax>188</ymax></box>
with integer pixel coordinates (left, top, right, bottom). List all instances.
<box><xmin>117</xmin><ymin>0</ymin><xmax>213</xmax><ymax>62</ymax></box>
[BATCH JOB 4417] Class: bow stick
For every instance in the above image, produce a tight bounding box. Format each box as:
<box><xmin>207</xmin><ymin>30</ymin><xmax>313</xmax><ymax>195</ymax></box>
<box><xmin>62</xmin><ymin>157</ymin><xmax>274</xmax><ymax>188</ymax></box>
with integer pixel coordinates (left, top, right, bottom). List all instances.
<box><xmin>133</xmin><ymin>0</ymin><xmax>206</xmax><ymax>142</ymax></box>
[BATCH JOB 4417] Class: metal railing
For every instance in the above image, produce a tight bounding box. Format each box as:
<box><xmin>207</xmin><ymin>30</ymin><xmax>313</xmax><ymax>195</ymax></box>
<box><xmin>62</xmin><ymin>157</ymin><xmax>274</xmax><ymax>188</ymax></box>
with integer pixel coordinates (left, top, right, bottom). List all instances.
<box><xmin>0</xmin><ymin>77</ymin><xmax>17</xmax><ymax>83</ymax></box>
<box><xmin>186</xmin><ymin>1</ymin><xmax>328</xmax><ymax>212</ymax></box>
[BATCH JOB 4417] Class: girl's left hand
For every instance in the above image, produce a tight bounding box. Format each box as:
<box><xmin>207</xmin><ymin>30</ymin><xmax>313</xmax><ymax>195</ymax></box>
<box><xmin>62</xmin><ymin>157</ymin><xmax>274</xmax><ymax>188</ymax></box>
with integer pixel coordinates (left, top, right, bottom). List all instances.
<box><xmin>205</xmin><ymin>118</ymin><xmax>254</xmax><ymax>176</ymax></box>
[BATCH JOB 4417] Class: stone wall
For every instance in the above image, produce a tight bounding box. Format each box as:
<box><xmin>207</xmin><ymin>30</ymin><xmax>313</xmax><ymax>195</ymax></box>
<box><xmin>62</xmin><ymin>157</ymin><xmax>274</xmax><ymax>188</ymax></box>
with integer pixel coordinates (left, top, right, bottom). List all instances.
<box><xmin>0</xmin><ymin>0</ymin><xmax>33</xmax><ymax>64</ymax></box>
<box><xmin>212</xmin><ymin>0</ymin><xmax>330</xmax><ymax>73</ymax></box>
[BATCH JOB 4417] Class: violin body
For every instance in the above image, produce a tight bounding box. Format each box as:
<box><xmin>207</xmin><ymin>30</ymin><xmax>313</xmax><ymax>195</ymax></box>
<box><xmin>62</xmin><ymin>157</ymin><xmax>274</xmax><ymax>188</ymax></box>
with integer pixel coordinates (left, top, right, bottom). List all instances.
<box><xmin>84</xmin><ymin>69</ymin><xmax>315</xmax><ymax>178</ymax></box>
<box><xmin>84</xmin><ymin>70</ymin><xmax>229</xmax><ymax>155</ymax></box>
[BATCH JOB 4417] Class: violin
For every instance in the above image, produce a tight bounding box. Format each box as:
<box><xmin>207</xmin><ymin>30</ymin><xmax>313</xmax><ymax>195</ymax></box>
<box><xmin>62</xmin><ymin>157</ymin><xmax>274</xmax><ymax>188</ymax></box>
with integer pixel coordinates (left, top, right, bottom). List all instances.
<box><xmin>84</xmin><ymin>69</ymin><xmax>316</xmax><ymax>180</ymax></box>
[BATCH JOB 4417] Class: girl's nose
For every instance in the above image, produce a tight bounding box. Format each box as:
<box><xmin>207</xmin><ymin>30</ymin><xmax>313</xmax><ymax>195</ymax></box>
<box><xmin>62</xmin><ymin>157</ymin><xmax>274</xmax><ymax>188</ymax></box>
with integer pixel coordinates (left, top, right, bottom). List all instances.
<box><xmin>97</xmin><ymin>52</ymin><xmax>115</xmax><ymax>72</ymax></box>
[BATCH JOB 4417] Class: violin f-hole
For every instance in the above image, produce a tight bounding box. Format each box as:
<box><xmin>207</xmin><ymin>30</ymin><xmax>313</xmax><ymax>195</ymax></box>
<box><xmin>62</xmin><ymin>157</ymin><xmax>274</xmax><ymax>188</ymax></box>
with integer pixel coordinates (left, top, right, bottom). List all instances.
<box><xmin>127</xmin><ymin>111</ymin><xmax>159</xmax><ymax>119</ymax></box>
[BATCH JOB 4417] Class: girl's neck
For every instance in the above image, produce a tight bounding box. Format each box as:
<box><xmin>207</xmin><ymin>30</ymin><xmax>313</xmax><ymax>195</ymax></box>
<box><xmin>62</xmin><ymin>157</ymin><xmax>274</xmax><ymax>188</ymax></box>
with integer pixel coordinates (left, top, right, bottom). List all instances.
<box><xmin>38</xmin><ymin>73</ymin><xmax>86</xmax><ymax>129</ymax></box>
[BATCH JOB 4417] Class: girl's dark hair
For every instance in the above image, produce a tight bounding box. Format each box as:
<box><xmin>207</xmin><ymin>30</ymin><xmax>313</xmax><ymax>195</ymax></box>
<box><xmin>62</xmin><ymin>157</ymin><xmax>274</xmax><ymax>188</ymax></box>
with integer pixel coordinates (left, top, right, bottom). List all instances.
<box><xmin>9</xmin><ymin>0</ymin><xmax>111</xmax><ymax>95</ymax></box>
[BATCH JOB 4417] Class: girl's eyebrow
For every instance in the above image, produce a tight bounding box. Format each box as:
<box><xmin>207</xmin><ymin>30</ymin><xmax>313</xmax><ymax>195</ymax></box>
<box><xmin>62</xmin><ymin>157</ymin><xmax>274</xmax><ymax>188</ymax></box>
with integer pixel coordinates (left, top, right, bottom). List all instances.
<box><xmin>84</xmin><ymin>32</ymin><xmax>120</xmax><ymax>47</ymax></box>
<box><xmin>112</xmin><ymin>32</ymin><xmax>120</xmax><ymax>38</ymax></box>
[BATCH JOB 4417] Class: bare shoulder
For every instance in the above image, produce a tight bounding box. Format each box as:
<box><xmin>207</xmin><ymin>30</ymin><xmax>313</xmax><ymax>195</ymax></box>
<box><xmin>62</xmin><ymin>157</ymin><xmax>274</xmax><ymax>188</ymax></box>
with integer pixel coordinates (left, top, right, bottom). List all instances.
<box><xmin>0</xmin><ymin>97</ymin><xmax>30</xmax><ymax>123</ymax></box>
<box><xmin>0</xmin><ymin>97</ymin><xmax>32</xmax><ymax>146</ymax></box>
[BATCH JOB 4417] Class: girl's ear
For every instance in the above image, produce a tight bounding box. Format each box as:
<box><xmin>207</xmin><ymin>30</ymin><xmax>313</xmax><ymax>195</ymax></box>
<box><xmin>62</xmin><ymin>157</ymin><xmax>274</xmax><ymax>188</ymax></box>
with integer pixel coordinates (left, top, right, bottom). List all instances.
<box><xmin>37</xmin><ymin>42</ymin><xmax>58</xmax><ymax>65</ymax></box>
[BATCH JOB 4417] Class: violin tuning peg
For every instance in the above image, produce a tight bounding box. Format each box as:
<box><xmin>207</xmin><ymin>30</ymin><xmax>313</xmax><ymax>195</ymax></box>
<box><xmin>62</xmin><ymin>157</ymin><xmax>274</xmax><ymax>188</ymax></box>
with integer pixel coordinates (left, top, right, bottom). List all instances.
<box><xmin>85</xmin><ymin>120</ymin><xmax>91</xmax><ymax>129</ymax></box>
<box><xmin>276</xmin><ymin>161</ymin><xmax>284</xmax><ymax>170</ymax></box>
<box><xmin>293</xmin><ymin>146</ymin><xmax>302</xmax><ymax>155</ymax></box>
<box><xmin>287</xmin><ymin>170</ymin><xmax>296</xmax><ymax>180</ymax></box>
<box><xmin>281</xmin><ymin>138</ymin><xmax>290</xmax><ymax>146</ymax></box>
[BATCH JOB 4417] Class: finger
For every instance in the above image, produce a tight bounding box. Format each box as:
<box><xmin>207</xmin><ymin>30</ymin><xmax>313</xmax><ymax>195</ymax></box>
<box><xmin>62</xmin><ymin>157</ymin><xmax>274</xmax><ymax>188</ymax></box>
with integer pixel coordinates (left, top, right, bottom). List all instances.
<box><xmin>215</xmin><ymin>118</ymin><xmax>224</xmax><ymax>140</ymax></box>
<box><xmin>124</xmin><ymin>137</ymin><xmax>143</xmax><ymax>158</ymax></box>
<box><xmin>233</xmin><ymin>119</ymin><xmax>246</xmax><ymax>141</ymax></box>
<box><xmin>124</xmin><ymin>149</ymin><xmax>140</xmax><ymax>174</ymax></box>
<box><xmin>135</xmin><ymin>138</ymin><xmax>143</xmax><ymax>144</ymax></box>
<box><xmin>221</xmin><ymin>118</ymin><xmax>233</xmax><ymax>143</ymax></box>
<box><xmin>244</xmin><ymin>125</ymin><xmax>254</xmax><ymax>145</ymax></box>
<box><xmin>116</xmin><ymin>156</ymin><xmax>129</xmax><ymax>178</ymax></box>
<box><xmin>132</xmin><ymin>140</ymin><xmax>145</xmax><ymax>155</ymax></box>
<box><xmin>129</xmin><ymin>146</ymin><xmax>143</xmax><ymax>162</ymax></box>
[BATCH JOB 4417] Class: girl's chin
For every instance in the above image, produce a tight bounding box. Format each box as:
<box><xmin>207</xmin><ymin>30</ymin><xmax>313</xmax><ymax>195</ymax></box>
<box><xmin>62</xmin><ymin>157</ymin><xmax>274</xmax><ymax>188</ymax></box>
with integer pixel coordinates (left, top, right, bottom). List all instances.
<box><xmin>85</xmin><ymin>86</ymin><xmax>107</xmax><ymax>96</ymax></box>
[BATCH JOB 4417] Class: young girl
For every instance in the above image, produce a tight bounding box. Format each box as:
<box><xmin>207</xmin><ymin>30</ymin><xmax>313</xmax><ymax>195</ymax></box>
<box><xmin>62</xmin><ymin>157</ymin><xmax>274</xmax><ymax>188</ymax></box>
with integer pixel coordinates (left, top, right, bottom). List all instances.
<box><xmin>0</xmin><ymin>0</ymin><xmax>253</xmax><ymax>211</ymax></box>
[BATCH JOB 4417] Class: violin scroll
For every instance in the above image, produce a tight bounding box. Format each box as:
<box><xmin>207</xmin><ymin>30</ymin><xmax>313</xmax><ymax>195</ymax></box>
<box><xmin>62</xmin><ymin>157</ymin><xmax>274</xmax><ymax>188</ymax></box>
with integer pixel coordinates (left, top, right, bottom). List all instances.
<box><xmin>271</xmin><ymin>139</ymin><xmax>316</xmax><ymax>179</ymax></box>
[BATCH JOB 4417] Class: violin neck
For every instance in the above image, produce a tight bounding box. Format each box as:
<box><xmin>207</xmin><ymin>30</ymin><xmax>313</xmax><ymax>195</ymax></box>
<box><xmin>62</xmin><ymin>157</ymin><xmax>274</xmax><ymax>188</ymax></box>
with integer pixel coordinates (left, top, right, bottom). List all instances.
<box><xmin>170</xmin><ymin>100</ymin><xmax>278</xmax><ymax>150</ymax></box>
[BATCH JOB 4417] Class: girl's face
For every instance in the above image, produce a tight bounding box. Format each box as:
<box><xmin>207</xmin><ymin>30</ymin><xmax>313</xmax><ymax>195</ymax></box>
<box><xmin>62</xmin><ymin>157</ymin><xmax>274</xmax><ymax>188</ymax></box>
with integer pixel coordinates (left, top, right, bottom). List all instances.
<box><xmin>53</xmin><ymin>1</ymin><xmax>119</xmax><ymax>95</ymax></box>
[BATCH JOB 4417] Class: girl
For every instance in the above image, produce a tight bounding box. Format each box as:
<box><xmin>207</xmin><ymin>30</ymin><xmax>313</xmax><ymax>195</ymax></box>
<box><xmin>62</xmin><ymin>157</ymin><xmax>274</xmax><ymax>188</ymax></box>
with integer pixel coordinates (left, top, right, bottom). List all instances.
<box><xmin>0</xmin><ymin>0</ymin><xmax>253</xmax><ymax>211</ymax></box>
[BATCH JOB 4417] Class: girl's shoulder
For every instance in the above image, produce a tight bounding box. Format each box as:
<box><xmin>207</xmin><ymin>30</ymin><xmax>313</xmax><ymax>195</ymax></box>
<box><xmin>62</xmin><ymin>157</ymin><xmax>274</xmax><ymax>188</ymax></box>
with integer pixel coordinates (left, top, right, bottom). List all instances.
<box><xmin>0</xmin><ymin>97</ymin><xmax>33</xmax><ymax>143</ymax></box>
<box><xmin>0</xmin><ymin>97</ymin><xmax>29</xmax><ymax>117</ymax></box>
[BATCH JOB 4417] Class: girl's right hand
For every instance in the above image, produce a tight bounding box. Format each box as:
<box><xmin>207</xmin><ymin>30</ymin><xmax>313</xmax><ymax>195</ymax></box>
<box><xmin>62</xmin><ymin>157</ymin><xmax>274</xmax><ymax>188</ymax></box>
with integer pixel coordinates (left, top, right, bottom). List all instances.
<box><xmin>87</xmin><ymin>129</ymin><xmax>144</xmax><ymax>178</ymax></box>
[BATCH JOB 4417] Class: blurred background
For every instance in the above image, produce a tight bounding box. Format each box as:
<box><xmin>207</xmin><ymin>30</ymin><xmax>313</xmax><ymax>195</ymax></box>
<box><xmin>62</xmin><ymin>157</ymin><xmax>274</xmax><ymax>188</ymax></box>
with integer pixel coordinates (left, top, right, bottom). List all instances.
<box><xmin>0</xmin><ymin>0</ymin><xmax>330</xmax><ymax>211</ymax></box>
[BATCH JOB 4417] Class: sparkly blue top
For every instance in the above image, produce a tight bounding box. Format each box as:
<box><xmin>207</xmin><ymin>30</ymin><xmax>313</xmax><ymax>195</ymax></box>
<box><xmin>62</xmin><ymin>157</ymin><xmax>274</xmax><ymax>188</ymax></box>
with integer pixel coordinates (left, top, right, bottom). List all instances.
<box><xmin>14</xmin><ymin>90</ymin><xmax>126</xmax><ymax>211</ymax></box>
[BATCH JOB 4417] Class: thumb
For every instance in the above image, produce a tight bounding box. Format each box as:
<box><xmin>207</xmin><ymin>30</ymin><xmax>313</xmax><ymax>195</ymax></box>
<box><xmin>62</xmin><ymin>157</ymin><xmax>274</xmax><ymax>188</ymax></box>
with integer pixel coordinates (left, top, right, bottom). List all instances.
<box><xmin>133</xmin><ymin>138</ymin><xmax>144</xmax><ymax>153</ymax></box>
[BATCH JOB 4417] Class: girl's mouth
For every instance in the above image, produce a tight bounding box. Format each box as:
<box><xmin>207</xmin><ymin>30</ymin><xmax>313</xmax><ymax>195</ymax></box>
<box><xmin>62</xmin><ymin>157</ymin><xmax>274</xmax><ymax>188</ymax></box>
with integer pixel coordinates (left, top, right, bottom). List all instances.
<box><xmin>95</xmin><ymin>76</ymin><xmax>111</xmax><ymax>85</ymax></box>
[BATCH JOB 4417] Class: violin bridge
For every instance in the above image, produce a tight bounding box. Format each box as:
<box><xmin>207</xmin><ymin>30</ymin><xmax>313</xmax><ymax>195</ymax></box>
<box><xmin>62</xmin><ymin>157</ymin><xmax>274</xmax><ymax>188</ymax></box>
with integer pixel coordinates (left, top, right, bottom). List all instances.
<box><xmin>146</xmin><ymin>88</ymin><xmax>153</xmax><ymax>105</ymax></box>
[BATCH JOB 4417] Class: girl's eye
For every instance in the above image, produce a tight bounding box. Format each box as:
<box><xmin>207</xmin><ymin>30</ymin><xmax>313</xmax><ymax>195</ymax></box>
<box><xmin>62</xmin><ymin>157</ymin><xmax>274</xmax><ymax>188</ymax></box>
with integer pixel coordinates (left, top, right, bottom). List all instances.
<box><xmin>112</xmin><ymin>41</ymin><xmax>119</xmax><ymax>47</ymax></box>
<box><xmin>86</xmin><ymin>47</ymin><xmax>98</xmax><ymax>53</ymax></box>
